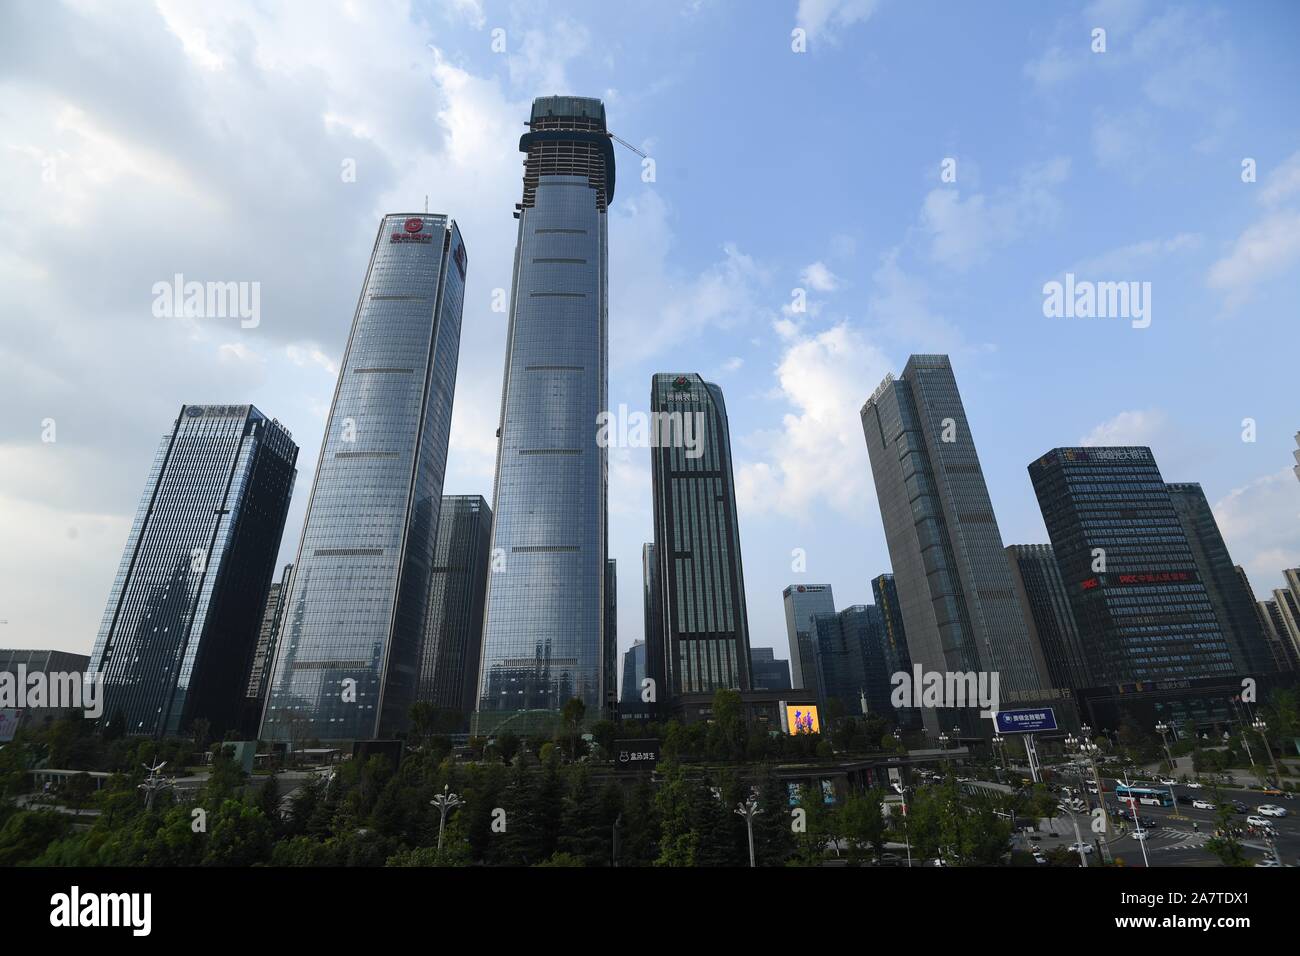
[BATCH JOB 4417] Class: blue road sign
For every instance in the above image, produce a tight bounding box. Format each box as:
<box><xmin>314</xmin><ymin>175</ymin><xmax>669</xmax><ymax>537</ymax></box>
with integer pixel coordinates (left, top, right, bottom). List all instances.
<box><xmin>995</xmin><ymin>708</ymin><xmax>1057</xmax><ymax>734</ymax></box>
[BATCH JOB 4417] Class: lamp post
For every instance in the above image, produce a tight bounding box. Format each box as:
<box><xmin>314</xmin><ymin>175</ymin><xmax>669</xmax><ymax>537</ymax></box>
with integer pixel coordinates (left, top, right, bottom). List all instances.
<box><xmin>1252</xmin><ymin>717</ymin><xmax>1282</xmax><ymax>787</ymax></box>
<box><xmin>1067</xmin><ymin>726</ymin><xmax>1112</xmax><ymax>864</ymax></box>
<box><xmin>1120</xmin><ymin>770</ymin><xmax>1151</xmax><ymax>868</ymax></box>
<box><xmin>138</xmin><ymin>761</ymin><xmax>173</xmax><ymax>810</ymax></box>
<box><xmin>735</xmin><ymin>797</ymin><xmax>762</xmax><ymax>868</ymax></box>
<box><xmin>992</xmin><ymin>734</ymin><xmax>1006</xmax><ymax>783</ymax></box>
<box><xmin>430</xmin><ymin>784</ymin><xmax>462</xmax><ymax>852</ymax></box>
<box><xmin>1155</xmin><ymin>721</ymin><xmax>1184</xmax><ymax>820</ymax></box>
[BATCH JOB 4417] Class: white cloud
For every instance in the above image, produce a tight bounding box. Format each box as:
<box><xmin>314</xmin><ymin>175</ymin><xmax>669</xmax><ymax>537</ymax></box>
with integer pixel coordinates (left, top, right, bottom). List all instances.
<box><xmin>1208</xmin><ymin>150</ymin><xmax>1300</xmax><ymax>308</ymax></box>
<box><xmin>735</xmin><ymin>322</ymin><xmax>889</xmax><ymax>519</ymax></box>
<box><xmin>1213</xmin><ymin>469</ymin><xmax>1300</xmax><ymax>592</ymax></box>
<box><xmin>1078</xmin><ymin>408</ymin><xmax>1167</xmax><ymax>447</ymax></box>
<box><xmin>795</xmin><ymin>0</ymin><xmax>881</xmax><ymax>43</ymax></box>
<box><xmin>800</xmin><ymin>260</ymin><xmax>839</xmax><ymax>292</ymax></box>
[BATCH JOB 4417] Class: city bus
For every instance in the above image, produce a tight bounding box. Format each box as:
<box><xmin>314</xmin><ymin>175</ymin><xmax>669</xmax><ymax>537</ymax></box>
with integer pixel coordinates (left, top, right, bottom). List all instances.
<box><xmin>1115</xmin><ymin>783</ymin><xmax>1173</xmax><ymax>807</ymax></box>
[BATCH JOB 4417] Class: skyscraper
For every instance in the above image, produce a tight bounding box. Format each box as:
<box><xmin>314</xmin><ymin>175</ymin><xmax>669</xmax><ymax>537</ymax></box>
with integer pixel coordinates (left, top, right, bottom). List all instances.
<box><xmin>1240</xmin><ymin>566</ymin><xmax>1296</xmax><ymax>672</ymax></box>
<box><xmin>870</xmin><ymin>573</ymin><xmax>920</xmax><ymax>730</ymax></box>
<box><xmin>417</xmin><ymin>495</ymin><xmax>492</xmax><ymax>720</ymax></box>
<box><xmin>782</xmin><ymin>584</ymin><xmax>836</xmax><ymax>697</ymax></box>
<box><xmin>475</xmin><ymin>96</ymin><xmax>614</xmax><ymax>735</ymax></box>
<box><xmin>619</xmin><ymin>639</ymin><xmax>646</xmax><ymax>710</ymax></box>
<box><xmin>649</xmin><ymin>373</ymin><xmax>752</xmax><ymax>697</ymax></box>
<box><xmin>604</xmin><ymin>558</ymin><xmax>618</xmax><ymax>720</ymax></box>
<box><xmin>641</xmin><ymin>542</ymin><xmax>662</xmax><ymax>704</ymax></box>
<box><xmin>1167</xmin><ymin>483</ymin><xmax>1275</xmax><ymax>676</ymax></box>
<box><xmin>90</xmin><ymin>404</ymin><xmax>298</xmax><ymax>738</ymax></box>
<box><xmin>244</xmin><ymin>562</ymin><xmax>293</xmax><ymax>734</ymax></box>
<box><xmin>261</xmin><ymin>213</ymin><xmax>467</xmax><ymax>744</ymax></box>
<box><xmin>861</xmin><ymin>355</ymin><xmax>1047</xmax><ymax>735</ymax></box>
<box><xmin>1005</xmin><ymin>545</ymin><xmax>1091</xmax><ymax>691</ymax></box>
<box><xmin>812</xmin><ymin>606</ymin><xmax>891</xmax><ymax>718</ymax></box>
<box><xmin>1028</xmin><ymin>447</ymin><xmax>1234</xmax><ymax>685</ymax></box>
<box><xmin>750</xmin><ymin>647</ymin><xmax>793</xmax><ymax>691</ymax></box>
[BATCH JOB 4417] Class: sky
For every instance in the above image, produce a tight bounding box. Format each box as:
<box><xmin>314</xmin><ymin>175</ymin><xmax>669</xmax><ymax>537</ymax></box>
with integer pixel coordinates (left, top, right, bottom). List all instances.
<box><xmin>2</xmin><ymin>0</ymin><xmax>1299</xmax><ymax>674</ymax></box>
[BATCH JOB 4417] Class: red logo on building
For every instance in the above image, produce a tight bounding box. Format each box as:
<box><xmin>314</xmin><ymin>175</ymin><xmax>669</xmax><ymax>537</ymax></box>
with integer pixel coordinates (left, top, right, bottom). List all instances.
<box><xmin>404</xmin><ymin>218</ymin><xmax>424</xmax><ymax>233</ymax></box>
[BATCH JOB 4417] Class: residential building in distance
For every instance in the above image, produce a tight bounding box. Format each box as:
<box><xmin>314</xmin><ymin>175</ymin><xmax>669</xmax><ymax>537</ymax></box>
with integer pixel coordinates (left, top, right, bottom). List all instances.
<box><xmin>90</xmin><ymin>404</ymin><xmax>298</xmax><ymax>738</ymax></box>
<box><xmin>750</xmin><ymin>647</ymin><xmax>792</xmax><ymax>691</ymax></box>
<box><xmin>417</xmin><ymin>495</ymin><xmax>492</xmax><ymax>722</ymax></box>
<box><xmin>1028</xmin><ymin>447</ymin><xmax>1234</xmax><ymax>686</ymax></box>
<box><xmin>1005</xmin><ymin>545</ymin><xmax>1091</xmax><ymax>692</ymax></box>
<box><xmin>861</xmin><ymin>355</ymin><xmax>1049</xmax><ymax>736</ymax></box>
<box><xmin>649</xmin><ymin>373</ymin><xmax>752</xmax><ymax>699</ymax></box>
<box><xmin>475</xmin><ymin>96</ymin><xmax>614</xmax><ymax>735</ymax></box>
<box><xmin>261</xmin><ymin>212</ymin><xmax>467</xmax><ymax>745</ymax></box>
<box><xmin>1240</xmin><ymin>567</ymin><xmax>1296</xmax><ymax>672</ymax></box>
<box><xmin>1167</xmin><ymin>483</ymin><xmax>1276</xmax><ymax>676</ymax></box>
<box><xmin>782</xmin><ymin>584</ymin><xmax>836</xmax><ymax>698</ymax></box>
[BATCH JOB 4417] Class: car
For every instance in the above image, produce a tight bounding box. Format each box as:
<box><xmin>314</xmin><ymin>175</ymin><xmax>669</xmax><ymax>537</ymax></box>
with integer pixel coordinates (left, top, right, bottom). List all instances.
<box><xmin>1186</xmin><ymin>781</ymin><xmax>1203</xmax><ymax>789</ymax></box>
<box><xmin>1254</xmin><ymin>857</ymin><xmax>1283</xmax><ymax>867</ymax></box>
<box><xmin>1032</xmin><ymin>851</ymin><xmax>1048</xmax><ymax>864</ymax></box>
<box><xmin>1176</xmin><ymin>794</ymin><xmax>1195</xmax><ymax>805</ymax></box>
<box><xmin>1132</xmin><ymin>830</ymin><xmax>1149</xmax><ymax>840</ymax></box>
<box><xmin>1231</xmin><ymin>801</ymin><xmax>1249</xmax><ymax>814</ymax></box>
<box><xmin>1158</xmin><ymin>777</ymin><xmax>1177</xmax><ymax>786</ymax></box>
<box><xmin>1260</xmin><ymin>787</ymin><xmax>1283</xmax><ymax>796</ymax></box>
<box><xmin>1246</xmin><ymin>815</ymin><xmax>1276</xmax><ymax>829</ymax></box>
<box><xmin>1192</xmin><ymin>799</ymin><xmax>1216</xmax><ymax>811</ymax></box>
<box><xmin>1258</xmin><ymin>805</ymin><xmax>1288</xmax><ymax>817</ymax></box>
<box><xmin>1068</xmin><ymin>842</ymin><xmax>1094</xmax><ymax>855</ymax></box>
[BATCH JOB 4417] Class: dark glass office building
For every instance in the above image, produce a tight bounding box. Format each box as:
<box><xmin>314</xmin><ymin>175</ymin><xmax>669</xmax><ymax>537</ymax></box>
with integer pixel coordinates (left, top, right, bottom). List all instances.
<box><xmin>649</xmin><ymin>373</ymin><xmax>752</xmax><ymax>696</ymax></box>
<box><xmin>261</xmin><ymin>213</ymin><xmax>467</xmax><ymax>744</ymax></box>
<box><xmin>782</xmin><ymin>584</ymin><xmax>836</xmax><ymax>697</ymax></box>
<box><xmin>870</xmin><ymin>573</ymin><xmax>921</xmax><ymax>729</ymax></box>
<box><xmin>619</xmin><ymin>639</ymin><xmax>646</xmax><ymax>711</ymax></box>
<box><xmin>811</xmin><ymin>606</ymin><xmax>891</xmax><ymax>719</ymax></box>
<box><xmin>641</xmin><ymin>542</ymin><xmax>663</xmax><ymax>703</ymax></box>
<box><xmin>1005</xmin><ymin>545</ymin><xmax>1091</xmax><ymax>692</ymax></box>
<box><xmin>1167</xmin><ymin>483</ymin><xmax>1275</xmax><ymax>676</ymax></box>
<box><xmin>1027</xmin><ymin>447</ymin><xmax>1234</xmax><ymax>685</ymax></box>
<box><xmin>750</xmin><ymin>647</ymin><xmax>792</xmax><ymax>691</ymax></box>
<box><xmin>417</xmin><ymin>495</ymin><xmax>492</xmax><ymax>720</ymax></box>
<box><xmin>862</xmin><ymin>355</ymin><xmax>1048</xmax><ymax>735</ymax></box>
<box><xmin>475</xmin><ymin>96</ymin><xmax>613</xmax><ymax>735</ymax></box>
<box><xmin>604</xmin><ymin>558</ymin><xmax>617</xmax><ymax>720</ymax></box>
<box><xmin>244</xmin><ymin>562</ymin><xmax>293</xmax><ymax>734</ymax></box>
<box><xmin>90</xmin><ymin>404</ymin><xmax>298</xmax><ymax>738</ymax></box>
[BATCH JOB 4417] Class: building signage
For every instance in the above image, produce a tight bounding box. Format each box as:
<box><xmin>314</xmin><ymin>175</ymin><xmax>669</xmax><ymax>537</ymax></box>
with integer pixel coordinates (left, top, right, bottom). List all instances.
<box><xmin>453</xmin><ymin>242</ymin><xmax>467</xmax><ymax>279</ymax></box>
<box><xmin>994</xmin><ymin>708</ymin><xmax>1057</xmax><ymax>734</ymax></box>
<box><xmin>614</xmin><ymin>738</ymin><xmax>660</xmax><ymax>770</ymax></box>
<box><xmin>391</xmin><ymin>217</ymin><xmax>432</xmax><ymax>243</ymax></box>
<box><xmin>781</xmin><ymin>702</ymin><xmax>820</xmax><ymax>735</ymax></box>
<box><xmin>1082</xmin><ymin>570</ymin><xmax>1193</xmax><ymax>591</ymax></box>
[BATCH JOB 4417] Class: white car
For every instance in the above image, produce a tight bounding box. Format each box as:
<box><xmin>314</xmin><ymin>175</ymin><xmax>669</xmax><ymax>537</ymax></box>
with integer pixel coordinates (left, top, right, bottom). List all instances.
<box><xmin>1246</xmin><ymin>815</ymin><xmax>1276</xmax><ymax>829</ymax></box>
<box><xmin>1068</xmin><ymin>842</ymin><xmax>1094</xmax><ymax>855</ymax></box>
<box><xmin>1186</xmin><ymin>781</ymin><xmax>1203</xmax><ymax>789</ymax></box>
<box><xmin>1158</xmin><ymin>777</ymin><xmax>1176</xmax><ymax>786</ymax></box>
<box><xmin>1258</xmin><ymin>805</ymin><xmax>1288</xmax><ymax>818</ymax></box>
<box><xmin>1132</xmin><ymin>830</ymin><xmax>1149</xmax><ymax>840</ymax></box>
<box><xmin>1255</xmin><ymin>857</ymin><xmax>1283</xmax><ymax>868</ymax></box>
<box><xmin>1192</xmin><ymin>799</ymin><xmax>1216</xmax><ymax>811</ymax></box>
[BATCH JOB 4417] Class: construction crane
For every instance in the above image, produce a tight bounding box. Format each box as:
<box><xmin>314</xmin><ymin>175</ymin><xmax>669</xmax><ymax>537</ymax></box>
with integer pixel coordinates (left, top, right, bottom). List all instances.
<box><xmin>608</xmin><ymin>131</ymin><xmax>646</xmax><ymax>158</ymax></box>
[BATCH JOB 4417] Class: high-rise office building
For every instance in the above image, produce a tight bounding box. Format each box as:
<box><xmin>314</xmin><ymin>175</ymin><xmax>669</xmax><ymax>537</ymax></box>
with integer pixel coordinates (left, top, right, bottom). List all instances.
<box><xmin>869</xmin><ymin>573</ymin><xmax>921</xmax><ymax>730</ymax></box>
<box><xmin>261</xmin><ymin>213</ymin><xmax>467</xmax><ymax>744</ymax></box>
<box><xmin>1</xmin><ymin>649</ymin><xmax>93</xmax><ymax>734</ymax></box>
<box><xmin>649</xmin><ymin>373</ymin><xmax>752</xmax><ymax>697</ymax></box>
<box><xmin>244</xmin><ymin>562</ymin><xmax>293</xmax><ymax>733</ymax></box>
<box><xmin>1005</xmin><ymin>545</ymin><xmax>1091</xmax><ymax>692</ymax></box>
<box><xmin>641</xmin><ymin>542</ymin><xmax>662</xmax><ymax>703</ymax></box>
<box><xmin>90</xmin><ymin>404</ymin><xmax>298</xmax><ymax>737</ymax></box>
<box><xmin>417</xmin><ymin>495</ymin><xmax>492</xmax><ymax>720</ymax></box>
<box><xmin>861</xmin><ymin>355</ymin><xmax>1047</xmax><ymax>735</ymax></box>
<box><xmin>811</xmin><ymin>606</ymin><xmax>891</xmax><ymax>719</ymax></box>
<box><xmin>750</xmin><ymin>647</ymin><xmax>793</xmax><ymax>691</ymax></box>
<box><xmin>1028</xmin><ymin>447</ymin><xmax>1234</xmax><ymax>685</ymax></box>
<box><xmin>1167</xmin><ymin>483</ymin><xmax>1275</xmax><ymax>675</ymax></box>
<box><xmin>619</xmin><ymin>639</ymin><xmax>646</xmax><ymax>707</ymax></box>
<box><xmin>474</xmin><ymin>96</ymin><xmax>614</xmax><ymax>735</ymax></box>
<box><xmin>782</xmin><ymin>584</ymin><xmax>836</xmax><ymax>697</ymax></box>
<box><xmin>1268</xmin><ymin>570</ymin><xmax>1300</xmax><ymax>666</ymax></box>
<box><xmin>604</xmin><ymin>559</ymin><xmax>618</xmax><ymax>720</ymax></box>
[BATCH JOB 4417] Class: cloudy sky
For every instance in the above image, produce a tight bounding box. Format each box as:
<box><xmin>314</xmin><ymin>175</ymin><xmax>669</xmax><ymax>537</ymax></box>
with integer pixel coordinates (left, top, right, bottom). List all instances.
<box><xmin>2</xmin><ymin>0</ymin><xmax>1299</xmax><ymax>671</ymax></box>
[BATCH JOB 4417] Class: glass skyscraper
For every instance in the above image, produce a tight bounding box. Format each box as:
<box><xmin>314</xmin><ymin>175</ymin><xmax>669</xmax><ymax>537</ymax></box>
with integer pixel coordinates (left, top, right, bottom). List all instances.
<box><xmin>1027</xmin><ymin>447</ymin><xmax>1234</xmax><ymax>685</ymax></box>
<box><xmin>89</xmin><ymin>404</ymin><xmax>298</xmax><ymax>738</ymax></box>
<box><xmin>782</xmin><ymin>584</ymin><xmax>836</xmax><ymax>697</ymax></box>
<box><xmin>641</xmin><ymin>542</ymin><xmax>662</xmax><ymax>704</ymax></box>
<box><xmin>870</xmin><ymin>573</ymin><xmax>920</xmax><ymax>729</ymax></box>
<box><xmin>1005</xmin><ymin>545</ymin><xmax>1091</xmax><ymax>691</ymax></box>
<box><xmin>861</xmin><ymin>355</ymin><xmax>1048</xmax><ymax>736</ymax></box>
<box><xmin>1167</xmin><ymin>482</ymin><xmax>1275</xmax><ymax>676</ymax></box>
<box><xmin>474</xmin><ymin>96</ymin><xmax>614</xmax><ymax>734</ymax></box>
<box><xmin>418</xmin><ymin>495</ymin><xmax>492</xmax><ymax>720</ymax></box>
<box><xmin>649</xmin><ymin>373</ymin><xmax>752</xmax><ymax>697</ymax></box>
<box><xmin>261</xmin><ymin>213</ymin><xmax>467</xmax><ymax>744</ymax></box>
<box><xmin>244</xmin><ymin>561</ymin><xmax>293</xmax><ymax>734</ymax></box>
<box><xmin>811</xmin><ymin>606</ymin><xmax>891</xmax><ymax>718</ymax></box>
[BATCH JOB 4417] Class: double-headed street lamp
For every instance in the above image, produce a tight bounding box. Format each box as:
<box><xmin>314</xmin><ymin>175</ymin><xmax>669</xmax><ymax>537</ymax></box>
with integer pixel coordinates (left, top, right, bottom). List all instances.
<box><xmin>430</xmin><ymin>784</ymin><xmax>462</xmax><ymax>852</ymax></box>
<box><xmin>1253</xmin><ymin>717</ymin><xmax>1282</xmax><ymax>786</ymax></box>
<box><xmin>1066</xmin><ymin>726</ymin><xmax>1112</xmax><ymax>863</ymax></box>
<box><xmin>735</xmin><ymin>796</ymin><xmax>763</xmax><ymax>867</ymax></box>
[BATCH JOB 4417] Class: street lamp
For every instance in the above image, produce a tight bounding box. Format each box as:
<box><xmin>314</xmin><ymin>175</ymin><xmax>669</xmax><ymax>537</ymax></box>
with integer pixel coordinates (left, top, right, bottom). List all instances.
<box><xmin>992</xmin><ymin>734</ymin><xmax>1006</xmax><ymax>782</ymax></box>
<box><xmin>138</xmin><ymin>761</ymin><xmax>173</xmax><ymax>810</ymax></box>
<box><xmin>735</xmin><ymin>797</ymin><xmax>762</xmax><ymax>868</ymax></box>
<box><xmin>1253</xmin><ymin>717</ymin><xmax>1282</xmax><ymax>787</ymax></box>
<box><xmin>430</xmin><ymin>784</ymin><xmax>462</xmax><ymax>852</ymax></box>
<box><xmin>1155</xmin><ymin>721</ymin><xmax>1184</xmax><ymax>820</ymax></box>
<box><xmin>1066</xmin><ymin>727</ymin><xmax>1112</xmax><ymax>863</ymax></box>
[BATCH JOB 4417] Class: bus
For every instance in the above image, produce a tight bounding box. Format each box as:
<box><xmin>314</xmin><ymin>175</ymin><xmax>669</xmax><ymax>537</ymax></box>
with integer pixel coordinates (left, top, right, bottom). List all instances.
<box><xmin>1115</xmin><ymin>783</ymin><xmax>1173</xmax><ymax>807</ymax></box>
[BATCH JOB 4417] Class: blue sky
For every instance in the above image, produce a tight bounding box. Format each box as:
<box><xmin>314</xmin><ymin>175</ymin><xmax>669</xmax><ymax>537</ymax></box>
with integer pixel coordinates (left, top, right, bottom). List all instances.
<box><xmin>2</xmin><ymin>0</ymin><xmax>1298</xmax><ymax>670</ymax></box>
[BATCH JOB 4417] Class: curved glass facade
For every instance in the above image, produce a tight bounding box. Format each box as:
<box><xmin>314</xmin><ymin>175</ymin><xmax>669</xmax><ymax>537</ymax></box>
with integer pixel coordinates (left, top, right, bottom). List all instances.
<box><xmin>474</xmin><ymin>97</ymin><xmax>611</xmax><ymax>735</ymax></box>
<box><xmin>261</xmin><ymin>214</ymin><xmax>466</xmax><ymax>743</ymax></box>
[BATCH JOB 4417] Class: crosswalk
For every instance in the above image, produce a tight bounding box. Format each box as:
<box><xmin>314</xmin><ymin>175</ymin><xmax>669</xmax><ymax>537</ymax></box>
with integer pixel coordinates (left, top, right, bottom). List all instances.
<box><xmin>1120</xmin><ymin>828</ymin><xmax>1208</xmax><ymax>852</ymax></box>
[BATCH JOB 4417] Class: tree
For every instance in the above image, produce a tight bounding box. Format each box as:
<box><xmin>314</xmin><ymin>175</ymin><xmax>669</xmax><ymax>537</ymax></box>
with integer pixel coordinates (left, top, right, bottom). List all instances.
<box><xmin>654</xmin><ymin>765</ymin><xmax>699</xmax><ymax>866</ymax></box>
<box><xmin>560</xmin><ymin>697</ymin><xmax>586</xmax><ymax>760</ymax></box>
<box><xmin>257</xmin><ymin>773</ymin><xmax>282</xmax><ymax>827</ymax></box>
<box><xmin>839</xmin><ymin>789</ymin><xmax>887</xmax><ymax>864</ymax></box>
<box><xmin>751</xmin><ymin>771</ymin><xmax>795</xmax><ymax>866</ymax></box>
